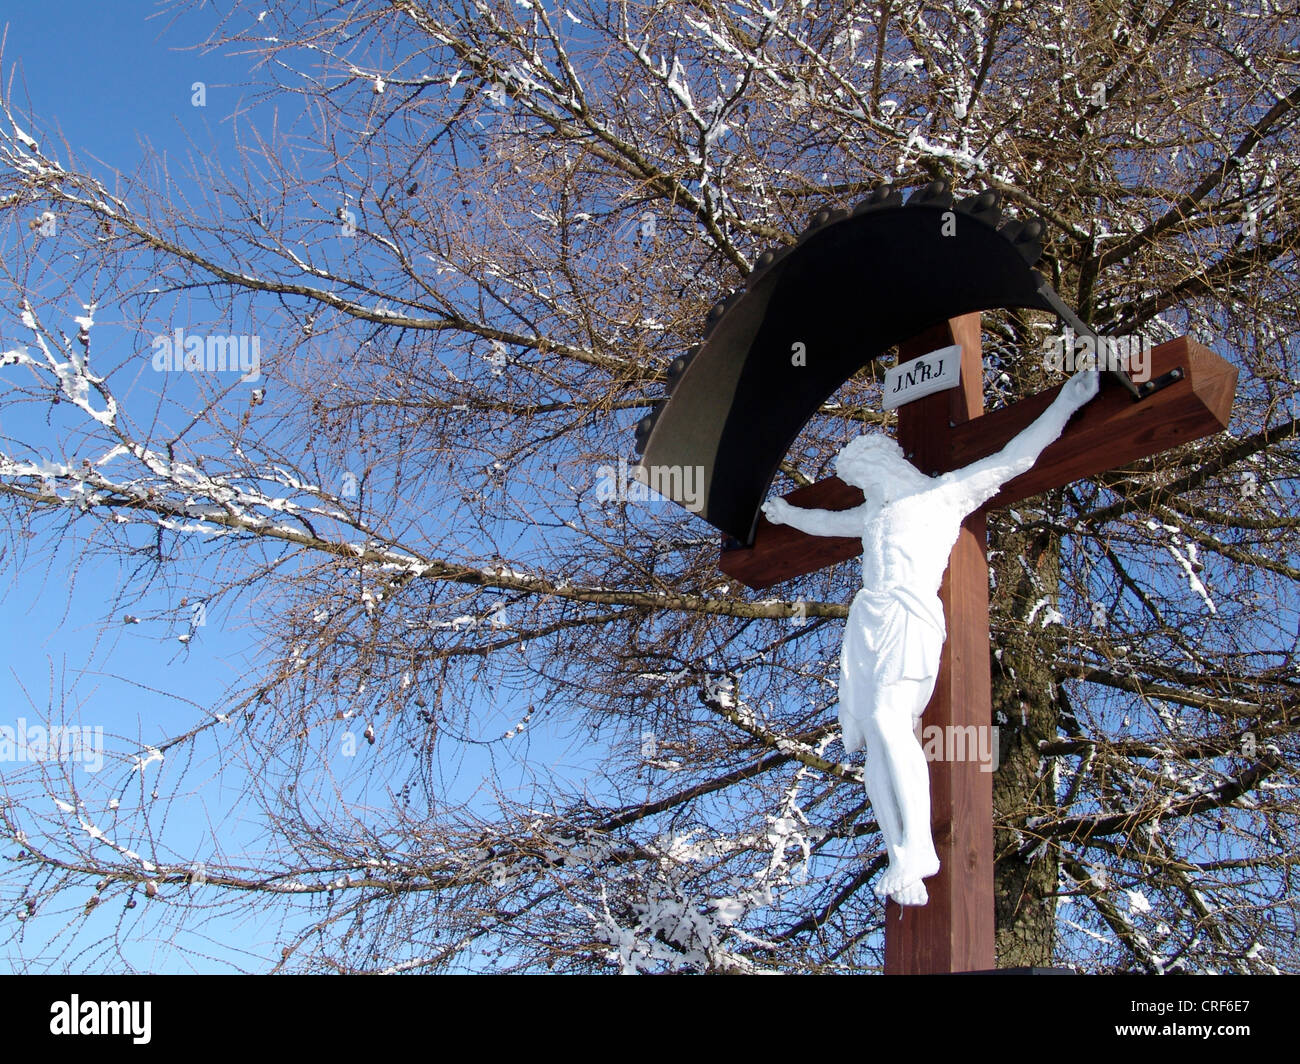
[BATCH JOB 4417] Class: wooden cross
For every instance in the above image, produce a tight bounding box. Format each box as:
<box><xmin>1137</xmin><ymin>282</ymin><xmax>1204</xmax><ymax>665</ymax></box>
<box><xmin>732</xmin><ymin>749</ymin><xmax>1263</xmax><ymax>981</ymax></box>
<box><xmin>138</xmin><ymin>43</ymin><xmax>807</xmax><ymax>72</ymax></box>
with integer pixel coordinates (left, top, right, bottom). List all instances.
<box><xmin>719</xmin><ymin>312</ymin><xmax>1237</xmax><ymax>973</ymax></box>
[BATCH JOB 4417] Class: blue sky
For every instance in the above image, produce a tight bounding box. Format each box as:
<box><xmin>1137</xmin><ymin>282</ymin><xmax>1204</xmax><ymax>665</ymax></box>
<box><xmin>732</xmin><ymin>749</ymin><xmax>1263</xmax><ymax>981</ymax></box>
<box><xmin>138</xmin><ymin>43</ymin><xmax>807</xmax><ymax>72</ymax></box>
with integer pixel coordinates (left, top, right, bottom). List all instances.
<box><xmin>1</xmin><ymin>5</ymin><xmax>631</xmax><ymax>972</ymax></box>
<box><xmin>0</xmin><ymin>3</ymin><xmax>285</xmax><ymax>970</ymax></box>
<box><xmin>1</xmin><ymin>3</ymin><xmax>231</xmax><ymax>164</ymax></box>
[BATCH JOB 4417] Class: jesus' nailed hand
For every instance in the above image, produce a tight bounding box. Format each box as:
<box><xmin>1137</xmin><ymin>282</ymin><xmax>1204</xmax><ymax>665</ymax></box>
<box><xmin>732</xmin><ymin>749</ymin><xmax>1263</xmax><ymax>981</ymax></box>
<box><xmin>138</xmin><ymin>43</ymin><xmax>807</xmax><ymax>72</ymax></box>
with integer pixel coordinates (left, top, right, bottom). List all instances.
<box><xmin>762</xmin><ymin>368</ymin><xmax>1100</xmax><ymax>906</ymax></box>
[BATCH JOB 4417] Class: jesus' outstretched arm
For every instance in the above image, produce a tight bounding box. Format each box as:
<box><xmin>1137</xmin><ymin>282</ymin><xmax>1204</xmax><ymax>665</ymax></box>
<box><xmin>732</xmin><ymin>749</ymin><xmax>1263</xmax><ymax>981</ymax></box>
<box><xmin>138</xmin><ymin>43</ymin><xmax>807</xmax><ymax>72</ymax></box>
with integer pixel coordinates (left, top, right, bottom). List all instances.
<box><xmin>761</xmin><ymin>497</ymin><xmax>869</xmax><ymax>538</ymax></box>
<box><xmin>944</xmin><ymin>367</ymin><xmax>1099</xmax><ymax>511</ymax></box>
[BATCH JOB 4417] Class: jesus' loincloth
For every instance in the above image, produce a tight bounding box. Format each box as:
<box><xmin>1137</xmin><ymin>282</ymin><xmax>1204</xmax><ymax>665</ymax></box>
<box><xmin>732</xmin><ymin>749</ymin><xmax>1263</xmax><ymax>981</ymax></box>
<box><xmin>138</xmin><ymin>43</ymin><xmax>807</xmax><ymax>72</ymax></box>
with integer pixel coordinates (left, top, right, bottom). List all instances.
<box><xmin>838</xmin><ymin>585</ymin><xmax>948</xmax><ymax>754</ymax></box>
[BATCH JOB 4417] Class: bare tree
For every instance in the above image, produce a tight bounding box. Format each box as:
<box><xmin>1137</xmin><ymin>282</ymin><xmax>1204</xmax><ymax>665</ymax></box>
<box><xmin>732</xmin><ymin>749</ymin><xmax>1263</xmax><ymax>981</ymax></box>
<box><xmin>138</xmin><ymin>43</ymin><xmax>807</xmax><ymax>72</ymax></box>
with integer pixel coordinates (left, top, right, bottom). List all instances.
<box><xmin>1</xmin><ymin>0</ymin><xmax>1296</xmax><ymax>973</ymax></box>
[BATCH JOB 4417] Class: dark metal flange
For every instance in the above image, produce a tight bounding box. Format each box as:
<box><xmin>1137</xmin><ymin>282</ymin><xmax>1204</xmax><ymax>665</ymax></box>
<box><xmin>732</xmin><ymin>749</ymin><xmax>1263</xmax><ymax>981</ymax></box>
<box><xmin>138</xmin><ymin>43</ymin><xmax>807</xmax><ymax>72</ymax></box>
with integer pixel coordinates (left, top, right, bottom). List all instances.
<box><xmin>633</xmin><ymin>178</ymin><xmax>1132</xmax><ymax>542</ymax></box>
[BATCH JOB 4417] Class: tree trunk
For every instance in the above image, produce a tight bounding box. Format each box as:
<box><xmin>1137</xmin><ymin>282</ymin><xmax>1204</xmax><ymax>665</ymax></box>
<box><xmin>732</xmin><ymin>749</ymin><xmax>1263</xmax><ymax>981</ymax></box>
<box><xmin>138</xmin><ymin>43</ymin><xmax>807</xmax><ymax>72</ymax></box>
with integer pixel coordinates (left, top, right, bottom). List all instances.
<box><xmin>989</xmin><ymin>510</ymin><xmax>1062</xmax><ymax>968</ymax></box>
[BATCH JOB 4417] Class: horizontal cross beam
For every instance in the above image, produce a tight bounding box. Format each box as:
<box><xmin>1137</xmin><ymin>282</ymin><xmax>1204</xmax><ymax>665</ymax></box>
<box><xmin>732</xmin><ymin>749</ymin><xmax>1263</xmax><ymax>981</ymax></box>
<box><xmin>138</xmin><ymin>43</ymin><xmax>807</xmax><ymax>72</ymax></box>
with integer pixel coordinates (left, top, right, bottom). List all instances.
<box><xmin>719</xmin><ymin>337</ymin><xmax>1237</xmax><ymax>590</ymax></box>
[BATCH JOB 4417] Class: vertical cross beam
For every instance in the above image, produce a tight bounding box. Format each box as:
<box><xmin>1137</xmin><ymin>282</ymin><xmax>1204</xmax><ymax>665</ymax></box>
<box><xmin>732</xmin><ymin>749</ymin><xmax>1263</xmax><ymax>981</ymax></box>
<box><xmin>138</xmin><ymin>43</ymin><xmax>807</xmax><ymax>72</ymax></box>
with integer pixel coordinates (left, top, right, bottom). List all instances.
<box><xmin>884</xmin><ymin>313</ymin><xmax>996</xmax><ymax>974</ymax></box>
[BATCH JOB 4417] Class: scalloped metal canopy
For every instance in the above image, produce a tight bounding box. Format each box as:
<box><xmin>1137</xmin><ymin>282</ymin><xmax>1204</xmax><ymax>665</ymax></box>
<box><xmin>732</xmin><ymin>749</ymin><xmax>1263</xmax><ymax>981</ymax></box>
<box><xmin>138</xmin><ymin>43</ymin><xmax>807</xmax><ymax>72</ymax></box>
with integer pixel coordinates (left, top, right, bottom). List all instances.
<box><xmin>633</xmin><ymin>182</ymin><xmax>1074</xmax><ymax>545</ymax></box>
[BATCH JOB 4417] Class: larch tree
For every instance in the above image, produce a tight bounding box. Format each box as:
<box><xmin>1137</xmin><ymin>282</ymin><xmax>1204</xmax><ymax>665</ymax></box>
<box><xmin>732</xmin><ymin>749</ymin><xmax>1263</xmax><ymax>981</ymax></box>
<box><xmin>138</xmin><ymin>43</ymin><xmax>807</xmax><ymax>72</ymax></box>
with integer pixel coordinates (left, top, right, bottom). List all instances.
<box><xmin>1</xmin><ymin>0</ymin><xmax>1296</xmax><ymax>973</ymax></box>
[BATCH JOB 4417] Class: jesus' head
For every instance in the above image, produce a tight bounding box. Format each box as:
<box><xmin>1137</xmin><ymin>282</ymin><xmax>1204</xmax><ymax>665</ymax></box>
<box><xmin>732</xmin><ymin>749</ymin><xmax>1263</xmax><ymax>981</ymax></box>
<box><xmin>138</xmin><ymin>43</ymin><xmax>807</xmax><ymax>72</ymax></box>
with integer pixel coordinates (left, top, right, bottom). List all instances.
<box><xmin>834</xmin><ymin>434</ymin><xmax>929</xmax><ymax>500</ymax></box>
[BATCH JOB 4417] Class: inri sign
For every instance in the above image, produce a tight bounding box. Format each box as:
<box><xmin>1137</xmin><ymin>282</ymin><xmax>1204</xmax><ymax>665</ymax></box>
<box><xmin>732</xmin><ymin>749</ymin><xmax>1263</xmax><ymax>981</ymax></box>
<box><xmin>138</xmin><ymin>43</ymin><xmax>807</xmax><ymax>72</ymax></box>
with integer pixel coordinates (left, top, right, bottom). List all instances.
<box><xmin>882</xmin><ymin>345</ymin><xmax>962</xmax><ymax>411</ymax></box>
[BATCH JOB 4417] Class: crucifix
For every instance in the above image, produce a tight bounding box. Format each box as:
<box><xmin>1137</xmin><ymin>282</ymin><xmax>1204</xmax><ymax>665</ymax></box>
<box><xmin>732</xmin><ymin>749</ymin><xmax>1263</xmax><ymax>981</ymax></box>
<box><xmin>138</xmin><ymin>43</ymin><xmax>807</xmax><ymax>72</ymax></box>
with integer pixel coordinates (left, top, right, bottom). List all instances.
<box><xmin>761</xmin><ymin>329</ymin><xmax>1101</xmax><ymax>911</ymax></box>
<box><xmin>631</xmin><ymin>182</ymin><xmax>1237</xmax><ymax>973</ymax></box>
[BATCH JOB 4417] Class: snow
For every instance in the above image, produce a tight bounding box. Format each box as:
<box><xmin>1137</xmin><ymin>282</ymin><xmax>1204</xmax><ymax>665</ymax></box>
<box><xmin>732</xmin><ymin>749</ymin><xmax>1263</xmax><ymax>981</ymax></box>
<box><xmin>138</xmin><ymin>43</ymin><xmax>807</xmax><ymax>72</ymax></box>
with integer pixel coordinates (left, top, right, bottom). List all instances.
<box><xmin>763</xmin><ymin>370</ymin><xmax>1099</xmax><ymax>905</ymax></box>
<box><xmin>4</xmin><ymin>301</ymin><xmax>119</xmax><ymax>427</ymax></box>
<box><xmin>899</xmin><ymin>130</ymin><xmax>986</xmax><ymax>175</ymax></box>
<box><xmin>132</xmin><ymin>746</ymin><xmax>164</xmax><ymax>772</ymax></box>
<box><xmin>11</xmin><ymin>121</ymin><xmax>38</xmax><ymax>152</ymax></box>
<box><xmin>711</xmin><ymin>897</ymin><xmax>745</xmax><ymax>924</ymax></box>
<box><xmin>1026</xmin><ymin>597</ymin><xmax>1064</xmax><ymax>627</ymax></box>
<box><xmin>705</xmin><ymin>675</ymin><xmax>736</xmax><ymax>708</ymax></box>
<box><xmin>563</xmin><ymin>753</ymin><xmax>827</xmax><ymax>973</ymax></box>
<box><xmin>665</xmin><ymin>57</ymin><xmax>693</xmax><ymax>109</ymax></box>
<box><xmin>1146</xmin><ymin>520</ymin><xmax>1218</xmax><ymax>613</ymax></box>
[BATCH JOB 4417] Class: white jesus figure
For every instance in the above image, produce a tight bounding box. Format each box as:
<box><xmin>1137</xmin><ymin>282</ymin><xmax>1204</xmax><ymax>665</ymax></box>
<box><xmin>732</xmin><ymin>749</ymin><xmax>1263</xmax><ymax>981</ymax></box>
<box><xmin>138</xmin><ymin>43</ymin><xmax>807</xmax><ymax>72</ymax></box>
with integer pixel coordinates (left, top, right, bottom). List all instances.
<box><xmin>763</xmin><ymin>368</ymin><xmax>1099</xmax><ymax>906</ymax></box>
